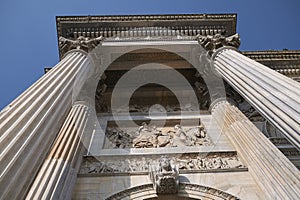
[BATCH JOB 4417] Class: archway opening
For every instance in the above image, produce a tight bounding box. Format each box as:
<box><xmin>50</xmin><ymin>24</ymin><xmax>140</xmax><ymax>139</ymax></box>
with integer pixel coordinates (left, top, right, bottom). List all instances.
<box><xmin>95</xmin><ymin>48</ymin><xmax>210</xmax><ymax>114</ymax></box>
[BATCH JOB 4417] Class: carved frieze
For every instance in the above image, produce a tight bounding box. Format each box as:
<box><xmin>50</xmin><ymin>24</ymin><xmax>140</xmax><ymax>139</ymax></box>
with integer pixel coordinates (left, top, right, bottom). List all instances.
<box><xmin>79</xmin><ymin>152</ymin><xmax>246</xmax><ymax>175</ymax></box>
<box><xmin>97</xmin><ymin>103</ymin><xmax>201</xmax><ymax>113</ymax></box>
<box><xmin>105</xmin><ymin>122</ymin><xmax>211</xmax><ymax>149</ymax></box>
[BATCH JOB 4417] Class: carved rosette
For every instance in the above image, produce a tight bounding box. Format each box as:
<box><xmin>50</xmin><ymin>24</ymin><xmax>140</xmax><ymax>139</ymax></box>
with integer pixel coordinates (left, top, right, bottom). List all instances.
<box><xmin>196</xmin><ymin>33</ymin><xmax>240</xmax><ymax>55</ymax></box>
<box><xmin>59</xmin><ymin>36</ymin><xmax>104</xmax><ymax>57</ymax></box>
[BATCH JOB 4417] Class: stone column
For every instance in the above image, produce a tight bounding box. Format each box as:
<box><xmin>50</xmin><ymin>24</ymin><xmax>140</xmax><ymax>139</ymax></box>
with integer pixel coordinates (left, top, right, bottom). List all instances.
<box><xmin>197</xmin><ymin>34</ymin><xmax>300</xmax><ymax>150</ymax></box>
<box><xmin>212</xmin><ymin>100</ymin><xmax>300</xmax><ymax>199</ymax></box>
<box><xmin>26</xmin><ymin>103</ymin><xmax>90</xmax><ymax>200</ymax></box>
<box><xmin>0</xmin><ymin>36</ymin><xmax>102</xmax><ymax>199</ymax></box>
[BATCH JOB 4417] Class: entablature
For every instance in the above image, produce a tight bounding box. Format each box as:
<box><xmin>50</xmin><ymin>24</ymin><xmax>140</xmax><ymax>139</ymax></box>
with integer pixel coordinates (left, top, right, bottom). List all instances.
<box><xmin>56</xmin><ymin>14</ymin><xmax>237</xmax><ymax>58</ymax></box>
<box><xmin>242</xmin><ymin>50</ymin><xmax>300</xmax><ymax>79</ymax></box>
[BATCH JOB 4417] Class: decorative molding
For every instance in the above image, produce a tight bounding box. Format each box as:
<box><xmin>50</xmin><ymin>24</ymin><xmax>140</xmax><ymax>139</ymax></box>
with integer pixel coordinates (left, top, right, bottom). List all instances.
<box><xmin>67</xmin><ymin>26</ymin><xmax>224</xmax><ymax>40</ymax></box>
<box><xmin>242</xmin><ymin>51</ymin><xmax>300</xmax><ymax>79</ymax></box>
<box><xmin>106</xmin><ymin>183</ymin><xmax>240</xmax><ymax>200</ymax></box>
<box><xmin>275</xmin><ymin>68</ymin><xmax>300</xmax><ymax>76</ymax></box>
<box><xmin>242</xmin><ymin>50</ymin><xmax>300</xmax><ymax>61</ymax></box>
<box><xmin>56</xmin><ymin>14</ymin><xmax>237</xmax><ymax>22</ymax></box>
<box><xmin>196</xmin><ymin>33</ymin><xmax>240</xmax><ymax>54</ymax></box>
<box><xmin>78</xmin><ymin>152</ymin><xmax>246</xmax><ymax>175</ymax></box>
<box><xmin>56</xmin><ymin>14</ymin><xmax>236</xmax><ymax>39</ymax></box>
<box><xmin>106</xmin><ymin>184</ymin><xmax>154</xmax><ymax>200</ymax></box>
<box><xmin>179</xmin><ymin>183</ymin><xmax>240</xmax><ymax>200</ymax></box>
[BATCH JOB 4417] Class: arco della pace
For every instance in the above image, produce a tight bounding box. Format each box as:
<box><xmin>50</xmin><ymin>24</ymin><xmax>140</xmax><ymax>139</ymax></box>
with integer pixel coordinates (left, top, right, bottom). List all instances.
<box><xmin>0</xmin><ymin>14</ymin><xmax>299</xmax><ymax>200</ymax></box>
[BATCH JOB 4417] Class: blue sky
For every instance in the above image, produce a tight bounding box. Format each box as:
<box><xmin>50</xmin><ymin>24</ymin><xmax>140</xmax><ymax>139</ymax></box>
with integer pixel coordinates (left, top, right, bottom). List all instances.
<box><xmin>0</xmin><ymin>0</ymin><xmax>299</xmax><ymax>110</ymax></box>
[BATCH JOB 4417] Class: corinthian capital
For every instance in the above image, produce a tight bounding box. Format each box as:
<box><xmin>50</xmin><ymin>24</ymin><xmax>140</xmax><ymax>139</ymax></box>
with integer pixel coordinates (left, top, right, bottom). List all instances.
<box><xmin>196</xmin><ymin>33</ymin><xmax>240</xmax><ymax>54</ymax></box>
<box><xmin>59</xmin><ymin>36</ymin><xmax>104</xmax><ymax>57</ymax></box>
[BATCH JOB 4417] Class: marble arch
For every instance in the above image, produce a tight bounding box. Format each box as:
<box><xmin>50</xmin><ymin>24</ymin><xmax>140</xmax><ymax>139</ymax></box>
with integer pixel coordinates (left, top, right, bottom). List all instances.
<box><xmin>74</xmin><ymin>40</ymin><xmax>225</xmax><ymax>111</ymax></box>
<box><xmin>106</xmin><ymin>183</ymin><xmax>239</xmax><ymax>200</ymax></box>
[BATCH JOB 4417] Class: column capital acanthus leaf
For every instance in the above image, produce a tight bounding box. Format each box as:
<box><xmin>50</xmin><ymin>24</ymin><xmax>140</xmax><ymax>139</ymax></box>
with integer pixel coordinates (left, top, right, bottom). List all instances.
<box><xmin>59</xmin><ymin>36</ymin><xmax>104</xmax><ymax>57</ymax></box>
<box><xmin>195</xmin><ymin>33</ymin><xmax>240</xmax><ymax>55</ymax></box>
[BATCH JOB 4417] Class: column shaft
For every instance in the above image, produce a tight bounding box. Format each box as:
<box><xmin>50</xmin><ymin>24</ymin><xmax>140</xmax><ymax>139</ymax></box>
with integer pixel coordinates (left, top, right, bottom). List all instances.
<box><xmin>26</xmin><ymin>104</ymin><xmax>90</xmax><ymax>199</ymax></box>
<box><xmin>0</xmin><ymin>51</ymin><xmax>91</xmax><ymax>199</ymax></box>
<box><xmin>213</xmin><ymin>48</ymin><xmax>300</xmax><ymax>149</ymax></box>
<box><xmin>212</xmin><ymin>101</ymin><xmax>300</xmax><ymax>199</ymax></box>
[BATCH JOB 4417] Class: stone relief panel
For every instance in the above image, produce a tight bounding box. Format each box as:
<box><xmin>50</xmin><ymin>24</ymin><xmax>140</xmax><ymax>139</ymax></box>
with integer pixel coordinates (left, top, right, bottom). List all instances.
<box><xmin>104</xmin><ymin>121</ymin><xmax>211</xmax><ymax>149</ymax></box>
<box><xmin>79</xmin><ymin>152</ymin><xmax>246</xmax><ymax>175</ymax></box>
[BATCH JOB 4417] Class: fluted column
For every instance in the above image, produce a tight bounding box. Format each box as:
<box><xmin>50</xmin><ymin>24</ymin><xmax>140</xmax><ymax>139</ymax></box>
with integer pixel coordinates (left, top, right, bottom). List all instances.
<box><xmin>212</xmin><ymin>100</ymin><xmax>300</xmax><ymax>199</ymax></box>
<box><xmin>26</xmin><ymin>103</ymin><xmax>90</xmax><ymax>200</ymax></box>
<box><xmin>197</xmin><ymin>34</ymin><xmax>300</xmax><ymax>150</ymax></box>
<box><xmin>0</xmin><ymin>36</ymin><xmax>102</xmax><ymax>200</ymax></box>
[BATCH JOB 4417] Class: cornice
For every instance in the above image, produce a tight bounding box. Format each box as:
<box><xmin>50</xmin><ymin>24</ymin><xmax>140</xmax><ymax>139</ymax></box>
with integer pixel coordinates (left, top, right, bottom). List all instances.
<box><xmin>56</xmin><ymin>14</ymin><xmax>237</xmax><ymax>59</ymax></box>
<box><xmin>56</xmin><ymin>13</ymin><xmax>237</xmax><ymax>23</ymax></box>
<box><xmin>242</xmin><ymin>50</ymin><xmax>300</xmax><ymax>61</ymax></box>
<box><xmin>241</xmin><ymin>50</ymin><xmax>300</xmax><ymax>79</ymax></box>
<box><xmin>275</xmin><ymin>68</ymin><xmax>300</xmax><ymax>76</ymax></box>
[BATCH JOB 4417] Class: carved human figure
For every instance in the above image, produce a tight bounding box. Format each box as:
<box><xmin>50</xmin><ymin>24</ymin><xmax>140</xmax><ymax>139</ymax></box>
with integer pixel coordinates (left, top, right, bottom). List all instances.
<box><xmin>133</xmin><ymin>122</ymin><xmax>157</xmax><ymax>148</ymax></box>
<box><xmin>195</xmin><ymin>123</ymin><xmax>206</xmax><ymax>138</ymax></box>
<box><xmin>158</xmin><ymin>156</ymin><xmax>173</xmax><ymax>172</ymax></box>
<box><xmin>194</xmin><ymin>81</ymin><xmax>209</xmax><ymax>109</ymax></box>
<box><xmin>109</xmin><ymin>128</ymin><xmax>131</xmax><ymax>148</ymax></box>
<box><xmin>169</xmin><ymin>125</ymin><xmax>192</xmax><ymax>147</ymax></box>
<box><xmin>152</xmin><ymin>125</ymin><xmax>171</xmax><ymax>147</ymax></box>
<box><xmin>95</xmin><ymin>74</ymin><xmax>108</xmax><ymax>112</ymax></box>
